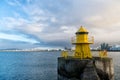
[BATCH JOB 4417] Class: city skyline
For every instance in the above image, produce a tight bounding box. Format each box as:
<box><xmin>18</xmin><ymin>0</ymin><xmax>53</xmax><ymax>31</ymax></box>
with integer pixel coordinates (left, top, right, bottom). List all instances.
<box><xmin>0</xmin><ymin>0</ymin><xmax>120</xmax><ymax>49</ymax></box>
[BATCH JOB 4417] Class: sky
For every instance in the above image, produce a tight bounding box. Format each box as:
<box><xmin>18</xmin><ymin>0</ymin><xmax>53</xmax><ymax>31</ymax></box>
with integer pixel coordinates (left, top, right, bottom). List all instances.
<box><xmin>0</xmin><ymin>0</ymin><xmax>120</xmax><ymax>49</ymax></box>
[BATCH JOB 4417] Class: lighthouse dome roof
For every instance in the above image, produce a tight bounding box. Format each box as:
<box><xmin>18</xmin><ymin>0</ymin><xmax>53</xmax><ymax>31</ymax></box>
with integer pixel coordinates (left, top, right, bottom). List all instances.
<box><xmin>77</xmin><ymin>26</ymin><xmax>88</xmax><ymax>32</ymax></box>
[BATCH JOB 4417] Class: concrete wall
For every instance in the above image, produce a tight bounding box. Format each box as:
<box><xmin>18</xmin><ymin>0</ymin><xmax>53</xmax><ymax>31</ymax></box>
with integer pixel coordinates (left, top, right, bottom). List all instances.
<box><xmin>93</xmin><ymin>57</ymin><xmax>114</xmax><ymax>80</ymax></box>
<box><xmin>58</xmin><ymin>57</ymin><xmax>114</xmax><ymax>80</ymax></box>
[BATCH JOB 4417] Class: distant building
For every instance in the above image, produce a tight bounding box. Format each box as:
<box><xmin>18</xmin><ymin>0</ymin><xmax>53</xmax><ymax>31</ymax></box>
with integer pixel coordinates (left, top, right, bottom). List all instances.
<box><xmin>110</xmin><ymin>45</ymin><xmax>120</xmax><ymax>51</ymax></box>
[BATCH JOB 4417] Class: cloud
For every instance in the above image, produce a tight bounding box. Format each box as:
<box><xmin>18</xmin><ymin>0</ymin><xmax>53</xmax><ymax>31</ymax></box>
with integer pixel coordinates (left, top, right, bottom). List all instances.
<box><xmin>83</xmin><ymin>0</ymin><xmax>120</xmax><ymax>26</ymax></box>
<box><xmin>60</xmin><ymin>26</ymin><xmax>77</xmax><ymax>34</ymax></box>
<box><xmin>0</xmin><ymin>32</ymin><xmax>40</xmax><ymax>43</ymax></box>
<box><xmin>1</xmin><ymin>0</ymin><xmax>120</xmax><ymax>48</ymax></box>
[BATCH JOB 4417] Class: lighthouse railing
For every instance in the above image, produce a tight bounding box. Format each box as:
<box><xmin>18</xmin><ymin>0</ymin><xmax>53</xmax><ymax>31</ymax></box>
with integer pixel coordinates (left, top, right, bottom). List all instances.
<box><xmin>88</xmin><ymin>36</ymin><xmax>94</xmax><ymax>43</ymax></box>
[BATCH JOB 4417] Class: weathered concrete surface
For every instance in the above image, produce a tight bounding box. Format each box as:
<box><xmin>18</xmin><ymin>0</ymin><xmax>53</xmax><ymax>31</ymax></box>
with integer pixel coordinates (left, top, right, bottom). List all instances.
<box><xmin>93</xmin><ymin>57</ymin><xmax>114</xmax><ymax>80</ymax></box>
<box><xmin>81</xmin><ymin>60</ymin><xmax>100</xmax><ymax>80</ymax></box>
<box><xmin>58</xmin><ymin>57</ymin><xmax>114</xmax><ymax>80</ymax></box>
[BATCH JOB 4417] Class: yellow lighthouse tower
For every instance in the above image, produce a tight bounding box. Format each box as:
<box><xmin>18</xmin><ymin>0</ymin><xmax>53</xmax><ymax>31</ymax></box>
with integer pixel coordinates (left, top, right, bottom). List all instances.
<box><xmin>72</xmin><ymin>26</ymin><xmax>94</xmax><ymax>59</ymax></box>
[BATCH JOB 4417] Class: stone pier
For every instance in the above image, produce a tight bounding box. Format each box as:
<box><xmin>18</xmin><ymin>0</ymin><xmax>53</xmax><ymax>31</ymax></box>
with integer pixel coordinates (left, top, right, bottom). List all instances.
<box><xmin>58</xmin><ymin>57</ymin><xmax>114</xmax><ymax>80</ymax></box>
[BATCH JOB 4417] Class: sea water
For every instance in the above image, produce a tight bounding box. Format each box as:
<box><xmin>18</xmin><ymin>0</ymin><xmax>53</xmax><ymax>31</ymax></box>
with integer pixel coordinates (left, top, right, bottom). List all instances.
<box><xmin>0</xmin><ymin>51</ymin><xmax>119</xmax><ymax>80</ymax></box>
